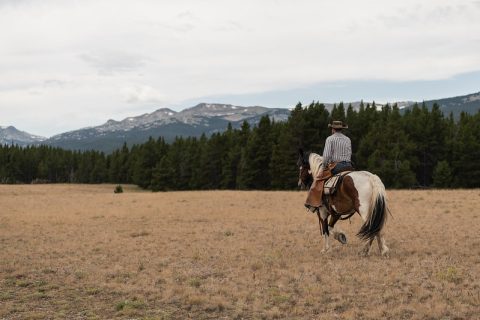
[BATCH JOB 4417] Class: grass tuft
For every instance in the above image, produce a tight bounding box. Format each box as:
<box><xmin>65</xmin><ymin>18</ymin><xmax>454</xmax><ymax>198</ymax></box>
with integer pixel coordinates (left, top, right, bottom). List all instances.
<box><xmin>437</xmin><ymin>266</ymin><xmax>462</xmax><ymax>284</ymax></box>
<box><xmin>115</xmin><ymin>298</ymin><xmax>146</xmax><ymax>311</ymax></box>
<box><xmin>188</xmin><ymin>277</ymin><xmax>202</xmax><ymax>288</ymax></box>
<box><xmin>130</xmin><ymin>231</ymin><xmax>150</xmax><ymax>238</ymax></box>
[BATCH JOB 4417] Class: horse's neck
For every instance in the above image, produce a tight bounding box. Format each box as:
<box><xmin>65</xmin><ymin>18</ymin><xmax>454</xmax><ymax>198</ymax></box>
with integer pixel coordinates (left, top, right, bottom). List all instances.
<box><xmin>309</xmin><ymin>153</ymin><xmax>323</xmax><ymax>178</ymax></box>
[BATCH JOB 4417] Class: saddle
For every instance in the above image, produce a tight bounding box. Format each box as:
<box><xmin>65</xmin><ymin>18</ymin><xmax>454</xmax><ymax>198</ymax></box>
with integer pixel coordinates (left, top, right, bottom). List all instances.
<box><xmin>323</xmin><ymin>171</ymin><xmax>352</xmax><ymax>195</ymax></box>
<box><xmin>305</xmin><ymin>166</ymin><xmax>353</xmax><ymax>211</ymax></box>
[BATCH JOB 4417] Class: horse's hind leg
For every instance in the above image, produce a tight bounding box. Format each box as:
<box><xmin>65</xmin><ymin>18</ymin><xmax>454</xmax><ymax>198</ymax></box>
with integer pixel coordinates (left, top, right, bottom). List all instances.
<box><xmin>376</xmin><ymin>233</ymin><xmax>390</xmax><ymax>256</ymax></box>
<box><xmin>361</xmin><ymin>238</ymin><xmax>374</xmax><ymax>256</ymax></box>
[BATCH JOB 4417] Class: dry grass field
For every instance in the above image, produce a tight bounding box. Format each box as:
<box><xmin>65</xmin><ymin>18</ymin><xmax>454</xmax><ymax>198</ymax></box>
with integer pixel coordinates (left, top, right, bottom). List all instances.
<box><xmin>0</xmin><ymin>185</ymin><xmax>479</xmax><ymax>320</ymax></box>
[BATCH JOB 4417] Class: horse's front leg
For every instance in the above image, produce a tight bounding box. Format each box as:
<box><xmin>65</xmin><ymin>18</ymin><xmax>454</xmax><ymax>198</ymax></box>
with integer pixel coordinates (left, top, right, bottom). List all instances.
<box><xmin>328</xmin><ymin>215</ymin><xmax>347</xmax><ymax>245</ymax></box>
<box><xmin>316</xmin><ymin>208</ymin><xmax>330</xmax><ymax>253</ymax></box>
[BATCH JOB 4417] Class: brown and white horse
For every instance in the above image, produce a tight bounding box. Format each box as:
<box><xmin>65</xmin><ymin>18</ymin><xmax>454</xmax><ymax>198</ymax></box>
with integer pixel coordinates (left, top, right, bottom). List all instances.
<box><xmin>298</xmin><ymin>150</ymin><xmax>390</xmax><ymax>256</ymax></box>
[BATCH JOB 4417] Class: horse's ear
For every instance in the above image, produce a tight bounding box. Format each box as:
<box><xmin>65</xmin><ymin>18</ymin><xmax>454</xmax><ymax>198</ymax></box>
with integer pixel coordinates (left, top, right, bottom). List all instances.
<box><xmin>298</xmin><ymin>148</ymin><xmax>304</xmax><ymax>157</ymax></box>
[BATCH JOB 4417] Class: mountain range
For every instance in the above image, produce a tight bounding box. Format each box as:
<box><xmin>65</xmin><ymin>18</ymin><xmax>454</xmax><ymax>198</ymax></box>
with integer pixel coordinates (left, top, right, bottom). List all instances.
<box><xmin>0</xmin><ymin>126</ymin><xmax>46</xmax><ymax>147</ymax></box>
<box><xmin>1</xmin><ymin>91</ymin><xmax>479</xmax><ymax>153</ymax></box>
<box><xmin>1</xmin><ymin>103</ymin><xmax>290</xmax><ymax>153</ymax></box>
<box><xmin>419</xmin><ymin>91</ymin><xmax>480</xmax><ymax>117</ymax></box>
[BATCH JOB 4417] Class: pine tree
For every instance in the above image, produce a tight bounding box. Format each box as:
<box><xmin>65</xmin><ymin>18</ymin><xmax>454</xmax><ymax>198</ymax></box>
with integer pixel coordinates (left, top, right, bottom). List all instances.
<box><xmin>190</xmin><ymin>134</ymin><xmax>208</xmax><ymax>189</ymax></box>
<box><xmin>238</xmin><ymin>116</ymin><xmax>272</xmax><ymax>189</ymax></box>
<box><xmin>131</xmin><ymin>137</ymin><xmax>161</xmax><ymax>188</ymax></box>
<box><xmin>358</xmin><ymin>106</ymin><xmax>416</xmax><ymax>188</ymax></box>
<box><xmin>432</xmin><ymin>160</ymin><xmax>453</xmax><ymax>188</ymax></box>
<box><xmin>151</xmin><ymin>156</ymin><xmax>173</xmax><ymax>191</ymax></box>
<box><xmin>221</xmin><ymin>124</ymin><xmax>241</xmax><ymax>189</ymax></box>
<box><xmin>451</xmin><ymin>112</ymin><xmax>480</xmax><ymax>187</ymax></box>
<box><xmin>270</xmin><ymin>123</ymin><xmax>298</xmax><ymax>189</ymax></box>
<box><xmin>91</xmin><ymin>153</ymin><xmax>107</xmax><ymax>183</ymax></box>
<box><xmin>402</xmin><ymin>103</ymin><xmax>447</xmax><ymax>186</ymax></box>
<box><xmin>330</xmin><ymin>102</ymin><xmax>346</xmax><ymax>122</ymax></box>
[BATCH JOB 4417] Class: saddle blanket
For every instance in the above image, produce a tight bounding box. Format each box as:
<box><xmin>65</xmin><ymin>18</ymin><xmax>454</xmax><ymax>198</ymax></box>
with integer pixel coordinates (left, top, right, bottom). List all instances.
<box><xmin>324</xmin><ymin>171</ymin><xmax>352</xmax><ymax>195</ymax></box>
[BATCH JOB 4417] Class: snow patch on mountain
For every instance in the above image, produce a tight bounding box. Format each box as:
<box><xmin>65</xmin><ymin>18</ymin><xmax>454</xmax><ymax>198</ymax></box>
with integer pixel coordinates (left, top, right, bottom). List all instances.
<box><xmin>463</xmin><ymin>92</ymin><xmax>480</xmax><ymax>103</ymax></box>
<box><xmin>0</xmin><ymin>126</ymin><xmax>46</xmax><ymax>146</ymax></box>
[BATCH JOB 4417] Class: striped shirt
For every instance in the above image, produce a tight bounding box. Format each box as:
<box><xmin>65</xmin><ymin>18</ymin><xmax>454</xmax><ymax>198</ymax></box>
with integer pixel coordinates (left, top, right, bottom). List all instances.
<box><xmin>322</xmin><ymin>132</ymin><xmax>352</xmax><ymax>169</ymax></box>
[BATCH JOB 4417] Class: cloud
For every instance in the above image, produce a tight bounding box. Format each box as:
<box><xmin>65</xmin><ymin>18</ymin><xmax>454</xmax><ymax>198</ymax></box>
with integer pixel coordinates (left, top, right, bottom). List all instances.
<box><xmin>0</xmin><ymin>0</ymin><xmax>32</xmax><ymax>8</ymax></box>
<box><xmin>124</xmin><ymin>85</ymin><xmax>167</xmax><ymax>105</ymax></box>
<box><xmin>213</xmin><ymin>20</ymin><xmax>246</xmax><ymax>32</ymax></box>
<box><xmin>1</xmin><ymin>0</ymin><xmax>480</xmax><ymax>136</ymax></box>
<box><xmin>79</xmin><ymin>52</ymin><xmax>149</xmax><ymax>75</ymax></box>
<box><xmin>43</xmin><ymin>79</ymin><xmax>68</xmax><ymax>87</ymax></box>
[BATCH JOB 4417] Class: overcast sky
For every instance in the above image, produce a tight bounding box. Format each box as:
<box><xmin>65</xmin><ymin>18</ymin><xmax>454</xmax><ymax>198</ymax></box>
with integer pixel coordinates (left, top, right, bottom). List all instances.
<box><xmin>1</xmin><ymin>0</ymin><xmax>480</xmax><ymax>136</ymax></box>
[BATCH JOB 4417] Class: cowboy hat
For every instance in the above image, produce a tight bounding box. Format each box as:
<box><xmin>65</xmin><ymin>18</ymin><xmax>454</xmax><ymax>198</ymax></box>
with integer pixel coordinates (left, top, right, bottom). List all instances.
<box><xmin>328</xmin><ymin>120</ymin><xmax>348</xmax><ymax>129</ymax></box>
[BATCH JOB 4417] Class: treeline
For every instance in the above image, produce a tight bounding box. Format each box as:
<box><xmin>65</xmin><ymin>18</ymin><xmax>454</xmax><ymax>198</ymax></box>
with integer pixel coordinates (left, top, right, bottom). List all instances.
<box><xmin>1</xmin><ymin>102</ymin><xmax>479</xmax><ymax>189</ymax></box>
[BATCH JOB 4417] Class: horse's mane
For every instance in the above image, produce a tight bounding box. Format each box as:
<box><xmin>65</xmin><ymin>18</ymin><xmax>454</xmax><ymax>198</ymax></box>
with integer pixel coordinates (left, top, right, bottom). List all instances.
<box><xmin>308</xmin><ymin>153</ymin><xmax>323</xmax><ymax>178</ymax></box>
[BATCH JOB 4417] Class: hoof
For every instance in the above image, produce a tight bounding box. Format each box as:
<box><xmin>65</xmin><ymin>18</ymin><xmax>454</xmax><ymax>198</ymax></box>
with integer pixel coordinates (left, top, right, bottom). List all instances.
<box><xmin>359</xmin><ymin>248</ymin><xmax>370</xmax><ymax>257</ymax></box>
<box><xmin>334</xmin><ymin>233</ymin><xmax>347</xmax><ymax>245</ymax></box>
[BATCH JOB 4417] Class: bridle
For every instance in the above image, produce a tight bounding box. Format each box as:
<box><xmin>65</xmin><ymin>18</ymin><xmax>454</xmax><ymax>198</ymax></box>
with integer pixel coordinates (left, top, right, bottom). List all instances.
<box><xmin>298</xmin><ymin>157</ymin><xmax>312</xmax><ymax>189</ymax></box>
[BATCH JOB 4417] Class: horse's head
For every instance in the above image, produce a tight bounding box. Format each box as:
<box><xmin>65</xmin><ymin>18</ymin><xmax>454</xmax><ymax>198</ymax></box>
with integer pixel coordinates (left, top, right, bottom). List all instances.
<box><xmin>297</xmin><ymin>148</ymin><xmax>313</xmax><ymax>190</ymax></box>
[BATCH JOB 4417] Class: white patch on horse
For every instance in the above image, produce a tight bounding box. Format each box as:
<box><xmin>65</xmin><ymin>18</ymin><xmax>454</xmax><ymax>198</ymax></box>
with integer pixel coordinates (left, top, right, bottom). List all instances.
<box><xmin>350</xmin><ymin>171</ymin><xmax>372</xmax><ymax>222</ymax></box>
<box><xmin>320</xmin><ymin>208</ymin><xmax>328</xmax><ymax>220</ymax></box>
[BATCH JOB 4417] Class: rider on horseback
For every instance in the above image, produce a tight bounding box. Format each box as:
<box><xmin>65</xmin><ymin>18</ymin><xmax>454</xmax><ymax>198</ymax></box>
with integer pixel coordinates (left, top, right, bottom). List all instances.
<box><xmin>305</xmin><ymin>120</ymin><xmax>353</xmax><ymax>210</ymax></box>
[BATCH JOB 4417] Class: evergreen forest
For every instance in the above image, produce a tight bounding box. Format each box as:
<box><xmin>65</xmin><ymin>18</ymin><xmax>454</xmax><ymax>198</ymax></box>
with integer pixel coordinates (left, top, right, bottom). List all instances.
<box><xmin>1</xmin><ymin>102</ymin><xmax>479</xmax><ymax>189</ymax></box>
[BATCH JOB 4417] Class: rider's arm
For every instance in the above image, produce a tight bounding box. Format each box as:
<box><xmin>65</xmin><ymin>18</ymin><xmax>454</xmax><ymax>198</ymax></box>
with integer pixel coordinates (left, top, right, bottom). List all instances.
<box><xmin>322</xmin><ymin>137</ymin><xmax>333</xmax><ymax>169</ymax></box>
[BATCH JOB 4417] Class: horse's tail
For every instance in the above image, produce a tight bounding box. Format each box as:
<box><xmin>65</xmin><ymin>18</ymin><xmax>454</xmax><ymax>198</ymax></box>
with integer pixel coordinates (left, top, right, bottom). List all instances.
<box><xmin>357</xmin><ymin>173</ymin><xmax>388</xmax><ymax>241</ymax></box>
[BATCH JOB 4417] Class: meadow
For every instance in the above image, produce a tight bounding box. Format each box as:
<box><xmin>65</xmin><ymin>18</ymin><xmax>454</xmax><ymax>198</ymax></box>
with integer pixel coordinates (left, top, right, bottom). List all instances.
<box><xmin>0</xmin><ymin>185</ymin><xmax>479</xmax><ymax>319</ymax></box>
